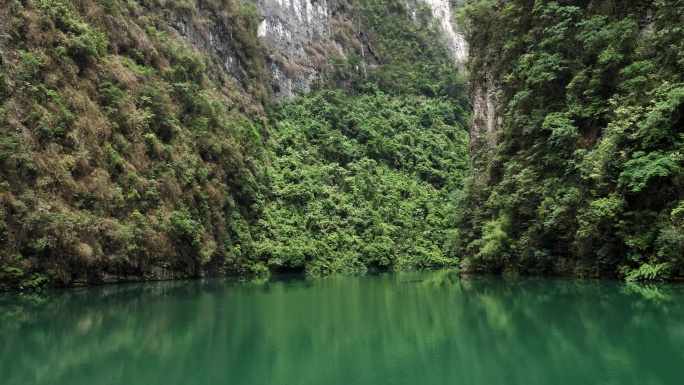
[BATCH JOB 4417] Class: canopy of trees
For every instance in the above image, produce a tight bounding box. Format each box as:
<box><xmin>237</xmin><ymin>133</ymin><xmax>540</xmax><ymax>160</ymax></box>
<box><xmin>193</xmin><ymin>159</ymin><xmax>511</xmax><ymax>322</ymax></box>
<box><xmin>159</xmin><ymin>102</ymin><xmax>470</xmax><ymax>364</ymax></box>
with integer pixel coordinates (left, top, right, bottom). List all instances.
<box><xmin>455</xmin><ymin>0</ymin><xmax>684</xmax><ymax>281</ymax></box>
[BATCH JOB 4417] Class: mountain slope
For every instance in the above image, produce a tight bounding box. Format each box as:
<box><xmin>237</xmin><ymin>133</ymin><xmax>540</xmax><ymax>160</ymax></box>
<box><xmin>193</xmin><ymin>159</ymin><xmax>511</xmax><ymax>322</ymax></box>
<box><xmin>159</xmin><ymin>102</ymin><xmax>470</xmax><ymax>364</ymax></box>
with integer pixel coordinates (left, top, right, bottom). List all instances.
<box><xmin>0</xmin><ymin>0</ymin><xmax>469</xmax><ymax>289</ymax></box>
<box><xmin>456</xmin><ymin>0</ymin><xmax>684</xmax><ymax>281</ymax></box>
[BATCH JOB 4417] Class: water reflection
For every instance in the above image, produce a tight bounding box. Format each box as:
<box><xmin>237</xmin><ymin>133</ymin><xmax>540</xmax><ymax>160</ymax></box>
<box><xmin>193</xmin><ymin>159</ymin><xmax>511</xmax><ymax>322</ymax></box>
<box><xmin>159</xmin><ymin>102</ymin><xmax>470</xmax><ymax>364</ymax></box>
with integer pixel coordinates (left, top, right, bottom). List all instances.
<box><xmin>1</xmin><ymin>271</ymin><xmax>683</xmax><ymax>385</ymax></box>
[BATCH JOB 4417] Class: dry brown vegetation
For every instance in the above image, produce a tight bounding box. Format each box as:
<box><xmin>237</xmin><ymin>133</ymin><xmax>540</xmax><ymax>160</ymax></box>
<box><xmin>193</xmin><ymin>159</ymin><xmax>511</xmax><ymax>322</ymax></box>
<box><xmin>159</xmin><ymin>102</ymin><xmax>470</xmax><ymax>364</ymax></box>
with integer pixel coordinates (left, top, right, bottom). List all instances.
<box><xmin>0</xmin><ymin>0</ymin><xmax>271</xmax><ymax>290</ymax></box>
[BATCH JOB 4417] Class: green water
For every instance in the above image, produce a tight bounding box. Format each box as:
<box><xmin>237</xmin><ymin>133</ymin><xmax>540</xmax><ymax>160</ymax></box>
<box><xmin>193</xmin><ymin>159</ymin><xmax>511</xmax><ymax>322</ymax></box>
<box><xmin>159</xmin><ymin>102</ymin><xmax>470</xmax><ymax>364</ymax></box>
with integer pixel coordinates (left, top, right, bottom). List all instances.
<box><xmin>2</xmin><ymin>270</ymin><xmax>684</xmax><ymax>384</ymax></box>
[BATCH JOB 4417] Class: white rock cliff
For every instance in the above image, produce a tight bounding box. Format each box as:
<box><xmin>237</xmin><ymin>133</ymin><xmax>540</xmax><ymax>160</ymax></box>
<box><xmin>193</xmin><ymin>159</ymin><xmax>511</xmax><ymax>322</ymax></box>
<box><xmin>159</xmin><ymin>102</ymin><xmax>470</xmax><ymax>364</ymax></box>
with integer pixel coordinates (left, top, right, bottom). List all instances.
<box><xmin>255</xmin><ymin>0</ymin><xmax>468</xmax><ymax>98</ymax></box>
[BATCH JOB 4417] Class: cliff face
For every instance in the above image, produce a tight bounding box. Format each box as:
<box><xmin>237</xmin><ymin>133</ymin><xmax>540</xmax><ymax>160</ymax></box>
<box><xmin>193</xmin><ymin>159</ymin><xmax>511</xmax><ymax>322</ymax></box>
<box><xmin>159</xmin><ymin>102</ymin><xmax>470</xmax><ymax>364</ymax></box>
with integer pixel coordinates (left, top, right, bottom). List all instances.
<box><xmin>256</xmin><ymin>0</ymin><xmax>336</xmax><ymax>98</ymax></box>
<box><xmin>463</xmin><ymin>0</ymin><xmax>503</xmax><ymax>158</ymax></box>
<box><xmin>423</xmin><ymin>0</ymin><xmax>467</xmax><ymax>65</ymax></box>
<box><xmin>255</xmin><ymin>0</ymin><xmax>467</xmax><ymax>98</ymax></box>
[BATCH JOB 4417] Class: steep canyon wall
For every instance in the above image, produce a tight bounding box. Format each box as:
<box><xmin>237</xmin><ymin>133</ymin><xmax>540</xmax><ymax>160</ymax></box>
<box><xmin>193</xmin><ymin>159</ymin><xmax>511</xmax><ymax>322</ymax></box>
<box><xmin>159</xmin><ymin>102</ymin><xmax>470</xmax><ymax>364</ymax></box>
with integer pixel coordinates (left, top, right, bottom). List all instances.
<box><xmin>254</xmin><ymin>0</ymin><xmax>468</xmax><ymax>98</ymax></box>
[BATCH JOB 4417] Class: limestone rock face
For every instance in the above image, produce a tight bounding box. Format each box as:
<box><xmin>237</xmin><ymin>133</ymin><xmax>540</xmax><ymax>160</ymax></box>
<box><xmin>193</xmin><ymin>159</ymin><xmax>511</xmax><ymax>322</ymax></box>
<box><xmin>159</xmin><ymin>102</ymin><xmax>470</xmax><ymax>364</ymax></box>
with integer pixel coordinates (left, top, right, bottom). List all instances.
<box><xmin>470</xmin><ymin>73</ymin><xmax>500</xmax><ymax>147</ymax></box>
<box><xmin>121</xmin><ymin>1</ymin><xmax>471</xmax><ymax>100</ymax></box>
<box><xmin>423</xmin><ymin>0</ymin><xmax>468</xmax><ymax>65</ymax></box>
<box><xmin>255</xmin><ymin>0</ymin><xmax>468</xmax><ymax>98</ymax></box>
<box><xmin>257</xmin><ymin>0</ymin><xmax>332</xmax><ymax>55</ymax></box>
<box><xmin>256</xmin><ymin>0</ymin><xmax>337</xmax><ymax>98</ymax></box>
<box><xmin>466</xmin><ymin>0</ymin><xmax>503</xmax><ymax>154</ymax></box>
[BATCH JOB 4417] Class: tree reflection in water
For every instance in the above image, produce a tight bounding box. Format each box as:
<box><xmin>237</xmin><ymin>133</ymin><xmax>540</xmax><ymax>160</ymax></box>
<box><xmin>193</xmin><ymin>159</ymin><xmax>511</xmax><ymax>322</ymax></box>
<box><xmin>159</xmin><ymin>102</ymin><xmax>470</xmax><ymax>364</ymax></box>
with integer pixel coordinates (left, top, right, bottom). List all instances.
<box><xmin>1</xmin><ymin>271</ymin><xmax>683</xmax><ymax>385</ymax></box>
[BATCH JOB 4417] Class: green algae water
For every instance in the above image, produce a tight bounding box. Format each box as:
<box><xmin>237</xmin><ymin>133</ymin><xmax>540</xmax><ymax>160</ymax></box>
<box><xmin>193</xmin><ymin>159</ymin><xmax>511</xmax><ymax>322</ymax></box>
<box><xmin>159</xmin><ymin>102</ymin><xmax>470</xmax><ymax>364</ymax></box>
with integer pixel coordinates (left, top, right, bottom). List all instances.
<box><xmin>2</xmin><ymin>270</ymin><xmax>684</xmax><ymax>384</ymax></box>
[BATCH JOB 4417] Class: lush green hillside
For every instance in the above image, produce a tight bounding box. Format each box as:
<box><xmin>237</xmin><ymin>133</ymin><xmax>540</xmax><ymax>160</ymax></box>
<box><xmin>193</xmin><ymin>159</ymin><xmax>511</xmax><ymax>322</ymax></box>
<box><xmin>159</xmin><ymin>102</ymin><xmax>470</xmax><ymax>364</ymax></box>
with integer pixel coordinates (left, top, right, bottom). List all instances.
<box><xmin>455</xmin><ymin>0</ymin><xmax>684</xmax><ymax>280</ymax></box>
<box><xmin>251</xmin><ymin>87</ymin><xmax>468</xmax><ymax>275</ymax></box>
<box><xmin>224</xmin><ymin>0</ymin><xmax>471</xmax><ymax>276</ymax></box>
<box><xmin>8</xmin><ymin>0</ymin><xmax>684</xmax><ymax>289</ymax></box>
<box><xmin>251</xmin><ymin>0</ymin><xmax>470</xmax><ymax>275</ymax></box>
<box><xmin>0</xmin><ymin>0</ymin><xmax>469</xmax><ymax>289</ymax></box>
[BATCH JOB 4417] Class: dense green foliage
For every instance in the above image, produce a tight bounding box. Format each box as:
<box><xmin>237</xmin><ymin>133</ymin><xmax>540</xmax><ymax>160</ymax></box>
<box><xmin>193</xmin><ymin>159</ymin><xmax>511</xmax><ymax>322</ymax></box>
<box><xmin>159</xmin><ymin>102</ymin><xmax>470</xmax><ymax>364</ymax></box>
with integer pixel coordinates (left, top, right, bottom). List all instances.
<box><xmin>456</xmin><ymin>0</ymin><xmax>684</xmax><ymax>280</ymax></box>
<box><xmin>0</xmin><ymin>0</ymin><xmax>469</xmax><ymax>289</ymax></box>
<box><xmin>252</xmin><ymin>87</ymin><xmax>468</xmax><ymax>274</ymax></box>
<box><xmin>237</xmin><ymin>0</ymin><xmax>469</xmax><ymax>276</ymax></box>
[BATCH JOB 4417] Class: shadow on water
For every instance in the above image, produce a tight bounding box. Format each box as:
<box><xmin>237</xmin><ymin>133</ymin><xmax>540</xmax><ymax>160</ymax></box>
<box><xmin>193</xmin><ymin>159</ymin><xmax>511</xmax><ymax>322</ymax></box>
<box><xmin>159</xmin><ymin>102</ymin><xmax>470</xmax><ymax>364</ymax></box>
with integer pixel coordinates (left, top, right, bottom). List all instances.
<box><xmin>2</xmin><ymin>271</ymin><xmax>684</xmax><ymax>385</ymax></box>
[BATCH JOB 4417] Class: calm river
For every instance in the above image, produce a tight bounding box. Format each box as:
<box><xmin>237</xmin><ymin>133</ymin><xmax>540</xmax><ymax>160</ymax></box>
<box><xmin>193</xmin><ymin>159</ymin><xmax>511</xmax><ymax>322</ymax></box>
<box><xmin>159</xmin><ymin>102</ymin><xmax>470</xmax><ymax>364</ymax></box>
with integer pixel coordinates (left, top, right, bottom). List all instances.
<box><xmin>2</xmin><ymin>270</ymin><xmax>683</xmax><ymax>384</ymax></box>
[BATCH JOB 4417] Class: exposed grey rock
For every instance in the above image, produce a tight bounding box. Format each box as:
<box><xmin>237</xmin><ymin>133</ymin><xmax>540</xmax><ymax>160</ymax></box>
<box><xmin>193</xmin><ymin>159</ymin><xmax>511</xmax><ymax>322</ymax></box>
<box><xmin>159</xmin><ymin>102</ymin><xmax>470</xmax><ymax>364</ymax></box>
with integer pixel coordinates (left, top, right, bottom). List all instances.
<box><xmin>257</xmin><ymin>0</ymin><xmax>331</xmax><ymax>55</ymax></box>
<box><xmin>168</xmin><ymin>3</ymin><xmax>242</xmax><ymax>84</ymax></box>
<box><xmin>256</xmin><ymin>0</ymin><xmax>336</xmax><ymax>98</ymax></box>
<box><xmin>423</xmin><ymin>0</ymin><xmax>468</xmax><ymax>66</ymax></box>
<box><xmin>256</xmin><ymin>0</ymin><xmax>469</xmax><ymax>98</ymax></box>
<box><xmin>468</xmin><ymin>71</ymin><xmax>501</xmax><ymax>164</ymax></box>
<box><xmin>471</xmin><ymin>73</ymin><xmax>500</xmax><ymax>136</ymax></box>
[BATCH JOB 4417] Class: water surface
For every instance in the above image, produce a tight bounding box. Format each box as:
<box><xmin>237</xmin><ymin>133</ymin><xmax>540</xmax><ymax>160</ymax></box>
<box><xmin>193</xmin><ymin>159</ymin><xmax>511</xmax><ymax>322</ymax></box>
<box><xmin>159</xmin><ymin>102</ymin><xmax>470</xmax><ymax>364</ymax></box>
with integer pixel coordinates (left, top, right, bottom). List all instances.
<box><xmin>2</xmin><ymin>271</ymin><xmax>683</xmax><ymax>384</ymax></box>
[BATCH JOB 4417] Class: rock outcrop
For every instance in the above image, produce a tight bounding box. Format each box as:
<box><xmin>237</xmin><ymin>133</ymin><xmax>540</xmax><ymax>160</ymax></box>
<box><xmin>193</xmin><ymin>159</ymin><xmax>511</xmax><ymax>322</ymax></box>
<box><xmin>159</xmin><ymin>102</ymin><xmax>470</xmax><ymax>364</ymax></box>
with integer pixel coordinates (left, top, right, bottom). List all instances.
<box><xmin>255</xmin><ymin>0</ymin><xmax>468</xmax><ymax>98</ymax></box>
<box><xmin>423</xmin><ymin>0</ymin><xmax>468</xmax><ymax>65</ymax></box>
<box><xmin>256</xmin><ymin>0</ymin><xmax>340</xmax><ymax>98</ymax></box>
